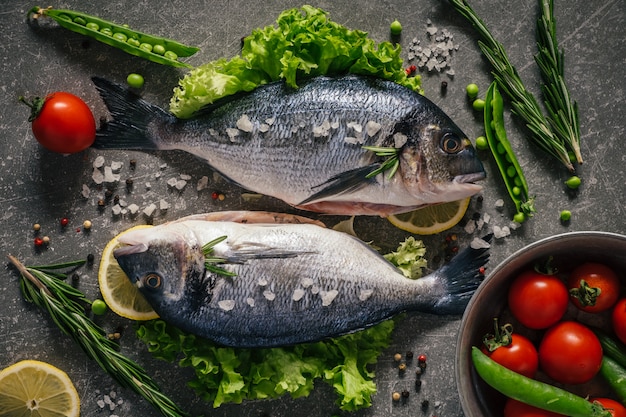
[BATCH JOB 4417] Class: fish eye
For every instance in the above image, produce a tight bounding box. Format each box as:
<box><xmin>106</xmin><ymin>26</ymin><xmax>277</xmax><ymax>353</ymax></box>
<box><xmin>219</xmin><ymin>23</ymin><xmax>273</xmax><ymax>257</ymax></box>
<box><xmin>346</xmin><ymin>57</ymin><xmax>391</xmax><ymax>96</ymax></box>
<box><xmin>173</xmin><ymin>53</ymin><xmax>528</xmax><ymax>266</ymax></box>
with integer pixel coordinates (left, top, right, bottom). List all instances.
<box><xmin>143</xmin><ymin>273</ymin><xmax>162</xmax><ymax>289</ymax></box>
<box><xmin>440</xmin><ymin>133</ymin><xmax>464</xmax><ymax>154</ymax></box>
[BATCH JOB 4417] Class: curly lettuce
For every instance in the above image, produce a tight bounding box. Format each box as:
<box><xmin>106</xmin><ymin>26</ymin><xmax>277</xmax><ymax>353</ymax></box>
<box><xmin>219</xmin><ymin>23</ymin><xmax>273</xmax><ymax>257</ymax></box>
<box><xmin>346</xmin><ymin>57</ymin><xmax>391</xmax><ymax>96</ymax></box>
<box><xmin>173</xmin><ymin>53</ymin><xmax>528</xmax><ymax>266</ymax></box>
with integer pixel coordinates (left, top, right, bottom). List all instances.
<box><xmin>170</xmin><ymin>6</ymin><xmax>422</xmax><ymax>118</ymax></box>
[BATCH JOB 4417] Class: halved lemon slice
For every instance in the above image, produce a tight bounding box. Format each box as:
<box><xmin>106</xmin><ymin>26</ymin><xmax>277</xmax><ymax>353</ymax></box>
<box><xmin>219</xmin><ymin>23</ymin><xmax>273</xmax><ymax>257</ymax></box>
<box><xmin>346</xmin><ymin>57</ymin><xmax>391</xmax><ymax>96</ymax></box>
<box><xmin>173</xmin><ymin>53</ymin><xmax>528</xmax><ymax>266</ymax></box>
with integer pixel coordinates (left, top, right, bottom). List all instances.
<box><xmin>0</xmin><ymin>360</ymin><xmax>80</xmax><ymax>417</ymax></box>
<box><xmin>388</xmin><ymin>198</ymin><xmax>471</xmax><ymax>235</ymax></box>
<box><xmin>98</xmin><ymin>224</ymin><xmax>159</xmax><ymax>321</ymax></box>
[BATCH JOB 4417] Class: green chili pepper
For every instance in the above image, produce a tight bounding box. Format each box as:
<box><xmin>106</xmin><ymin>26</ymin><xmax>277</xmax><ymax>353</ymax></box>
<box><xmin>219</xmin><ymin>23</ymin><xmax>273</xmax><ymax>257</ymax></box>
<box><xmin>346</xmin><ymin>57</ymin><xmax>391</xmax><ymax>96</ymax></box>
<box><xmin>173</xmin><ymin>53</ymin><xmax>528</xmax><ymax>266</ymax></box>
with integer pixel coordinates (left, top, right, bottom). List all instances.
<box><xmin>471</xmin><ymin>347</ymin><xmax>612</xmax><ymax>417</ymax></box>
<box><xmin>484</xmin><ymin>81</ymin><xmax>536</xmax><ymax>221</ymax></box>
<box><xmin>28</xmin><ymin>6</ymin><xmax>199</xmax><ymax>68</ymax></box>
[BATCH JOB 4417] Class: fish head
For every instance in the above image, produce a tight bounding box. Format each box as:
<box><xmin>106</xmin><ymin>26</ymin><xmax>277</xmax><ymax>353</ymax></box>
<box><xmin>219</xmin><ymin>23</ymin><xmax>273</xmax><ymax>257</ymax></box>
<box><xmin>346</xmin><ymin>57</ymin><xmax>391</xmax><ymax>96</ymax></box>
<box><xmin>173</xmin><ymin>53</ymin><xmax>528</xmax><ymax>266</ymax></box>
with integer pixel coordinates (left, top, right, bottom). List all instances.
<box><xmin>113</xmin><ymin>224</ymin><xmax>207</xmax><ymax>314</ymax></box>
<box><xmin>398</xmin><ymin>120</ymin><xmax>486</xmax><ymax>204</ymax></box>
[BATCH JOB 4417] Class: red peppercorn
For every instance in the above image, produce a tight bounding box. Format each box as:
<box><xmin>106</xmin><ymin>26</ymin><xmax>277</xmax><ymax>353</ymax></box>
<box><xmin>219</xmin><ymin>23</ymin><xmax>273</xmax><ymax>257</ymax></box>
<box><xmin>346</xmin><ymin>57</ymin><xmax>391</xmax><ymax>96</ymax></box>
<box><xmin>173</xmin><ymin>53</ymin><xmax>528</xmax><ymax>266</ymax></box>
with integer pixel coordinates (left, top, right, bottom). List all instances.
<box><xmin>34</xmin><ymin>237</ymin><xmax>44</xmax><ymax>247</ymax></box>
<box><xmin>211</xmin><ymin>191</ymin><xmax>219</xmax><ymax>200</ymax></box>
<box><xmin>60</xmin><ymin>217</ymin><xmax>69</xmax><ymax>227</ymax></box>
<box><xmin>479</xmin><ymin>266</ymin><xmax>486</xmax><ymax>275</ymax></box>
<box><xmin>418</xmin><ymin>354</ymin><xmax>427</xmax><ymax>364</ymax></box>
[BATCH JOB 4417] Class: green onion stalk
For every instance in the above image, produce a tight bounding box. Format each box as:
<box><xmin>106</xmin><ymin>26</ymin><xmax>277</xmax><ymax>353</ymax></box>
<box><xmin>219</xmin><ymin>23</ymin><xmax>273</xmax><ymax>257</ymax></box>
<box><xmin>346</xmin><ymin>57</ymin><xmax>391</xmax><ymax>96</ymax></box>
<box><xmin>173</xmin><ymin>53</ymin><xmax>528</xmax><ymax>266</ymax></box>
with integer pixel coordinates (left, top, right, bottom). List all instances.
<box><xmin>447</xmin><ymin>0</ymin><xmax>579</xmax><ymax>172</ymax></box>
<box><xmin>7</xmin><ymin>255</ymin><xmax>190</xmax><ymax>417</ymax></box>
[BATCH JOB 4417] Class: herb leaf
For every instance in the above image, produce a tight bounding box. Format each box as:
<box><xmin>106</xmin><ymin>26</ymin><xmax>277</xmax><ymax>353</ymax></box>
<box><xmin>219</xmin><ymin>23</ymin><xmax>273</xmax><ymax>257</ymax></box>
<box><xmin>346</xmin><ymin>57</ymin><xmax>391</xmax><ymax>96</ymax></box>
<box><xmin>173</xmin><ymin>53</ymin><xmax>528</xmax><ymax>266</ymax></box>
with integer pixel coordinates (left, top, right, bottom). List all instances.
<box><xmin>362</xmin><ymin>146</ymin><xmax>400</xmax><ymax>179</ymax></box>
<box><xmin>202</xmin><ymin>235</ymin><xmax>237</xmax><ymax>277</ymax></box>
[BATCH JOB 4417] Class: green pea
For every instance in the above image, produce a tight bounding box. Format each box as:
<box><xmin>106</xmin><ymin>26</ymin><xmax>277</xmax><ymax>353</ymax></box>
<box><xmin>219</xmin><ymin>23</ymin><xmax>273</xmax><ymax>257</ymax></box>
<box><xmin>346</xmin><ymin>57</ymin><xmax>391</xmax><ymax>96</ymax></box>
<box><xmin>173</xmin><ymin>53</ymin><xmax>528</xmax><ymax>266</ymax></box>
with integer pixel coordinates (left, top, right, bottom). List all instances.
<box><xmin>513</xmin><ymin>176</ymin><xmax>522</xmax><ymax>187</ymax></box>
<box><xmin>560</xmin><ymin>210</ymin><xmax>572</xmax><ymax>222</ymax></box>
<box><xmin>113</xmin><ymin>32</ymin><xmax>127</xmax><ymax>42</ymax></box>
<box><xmin>475</xmin><ymin>136</ymin><xmax>488</xmax><ymax>150</ymax></box>
<box><xmin>496</xmin><ymin>143</ymin><xmax>506</xmax><ymax>154</ymax></box>
<box><xmin>472</xmin><ymin>99</ymin><xmax>485</xmax><ymax>111</ymax></box>
<box><xmin>126</xmin><ymin>73</ymin><xmax>145</xmax><ymax>89</ymax></box>
<box><xmin>512</xmin><ymin>186</ymin><xmax>521</xmax><ymax>196</ymax></box>
<box><xmin>164</xmin><ymin>50</ymin><xmax>178</xmax><ymax>60</ymax></box>
<box><xmin>513</xmin><ymin>212</ymin><xmax>526</xmax><ymax>223</ymax></box>
<box><xmin>91</xmin><ymin>299</ymin><xmax>108</xmax><ymax>315</ymax></box>
<box><xmin>73</xmin><ymin>16</ymin><xmax>87</xmax><ymax>26</ymax></box>
<box><xmin>152</xmin><ymin>44</ymin><xmax>166</xmax><ymax>55</ymax></box>
<box><xmin>390</xmin><ymin>20</ymin><xmax>403</xmax><ymax>36</ymax></box>
<box><xmin>139</xmin><ymin>42</ymin><xmax>153</xmax><ymax>52</ymax></box>
<box><xmin>127</xmin><ymin>38</ymin><xmax>141</xmax><ymax>47</ymax></box>
<box><xmin>466</xmin><ymin>83</ymin><xmax>479</xmax><ymax>99</ymax></box>
<box><xmin>100</xmin><ymin>27</ymin><xmax>113</xmax><ymax>36</ymax></box>
<box><xmin>564</xmin><ymin>175</ymin><xmax>581</xmax><ymax>189</ymax></box>
<box><xmin>58</xmin><ymin>13</ymin><xmax>72</xmax><ymax>21</ymax></box>
<box><xmin>506</xmin><ymin>165</ymin><xmax>516</xmax><ymax>178</ymax></box>
<box><xmin>86</xmin><ymin>22</ymin><xmax>99</xmax><ymax>31</ymax></box>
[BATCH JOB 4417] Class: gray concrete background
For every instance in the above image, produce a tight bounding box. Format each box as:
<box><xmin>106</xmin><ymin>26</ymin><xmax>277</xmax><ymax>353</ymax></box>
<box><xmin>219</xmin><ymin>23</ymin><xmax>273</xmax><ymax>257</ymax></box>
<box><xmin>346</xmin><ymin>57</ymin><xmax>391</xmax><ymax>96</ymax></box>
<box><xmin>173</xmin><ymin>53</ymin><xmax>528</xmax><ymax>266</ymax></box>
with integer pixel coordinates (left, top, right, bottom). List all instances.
<box><xmin>0</xmin><ymin>0</ymin><xmax>624</xmax><ymax>416</ymax></box>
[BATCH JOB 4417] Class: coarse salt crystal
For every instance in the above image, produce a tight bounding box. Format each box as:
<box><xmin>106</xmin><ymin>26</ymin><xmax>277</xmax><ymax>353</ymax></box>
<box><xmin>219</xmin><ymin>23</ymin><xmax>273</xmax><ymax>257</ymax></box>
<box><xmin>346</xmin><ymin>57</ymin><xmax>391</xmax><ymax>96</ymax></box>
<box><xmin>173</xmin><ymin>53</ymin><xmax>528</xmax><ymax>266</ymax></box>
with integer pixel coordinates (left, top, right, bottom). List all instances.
<box><xmin>464</xmin><ymin>220</ymin><xmax>477</xmax><ymax>234</ymax></box>
<box><xmin>263</xmin><ymin>290</ymin><xmax>276</xmax><ymax>301</ymax></box>
<box><xmin>81</xmin><ymin>184</ymin><xmax>90</xmax><ymax>198</ymax></box>
<box><xmin>246</xmin><ymin>297</ymin><xmax>255</xmax><ymax>307</ymax></box>
<box><xmin>93</xmin><ymin>155</ymin><xmax>105</xmax><ymax>168</ymax></box>
<box><xmin>159</xmin><ymin>199</ymin><xmax>170</xmax><ymax>210</ymax></box>
<box><xmin>359</xmin><ymin>289</ymin><xmax>374</xmax><ymax>301</ymax></box>
<box><xmin>92</xmin><ymin>168</ymin><xmax>105</xmax><ymax>185</ymax></box>
<box><xmin>470</xmin><ymin>237</ymin><xmax>491</xmax><ymax>249</ymax></box>
<box><xmin>218</xmin><ymin>300</ymin><xmax>236</xmax><ymax>311</ymax></box>
<box><xmin>111</xmin><ymin>204</ymin><xmax>122</xmax><ymax>216</ymax></box>
<box><xmin>175</xmin><ymin>180</ymin><xmax>187</xmax><ymax>190</ymax></box>
<box><xmin>393</xmin><ymin>132</ymin><xmax>408</xmax><ymax>148</ymax></box>
<box><xmin>292</xmin><ymin>289</ymin><xmax>305</xmax><ymax>301</ymax></box>
<box><xmin>301</xmin><ymin>278</ymin><xmax>314</xmax><ymax>288</ymax></box>
<box><xmin>143</xmin><ymin>203</ymin><xmax>157</xmax><ymax>217</ymax></box>
<box><xmin>258</xmin><ymin>278</ymin><xmax>268</xmax><ymax>287</ymax></box>
<box><xmin>236</xmin><ymin>114</ymin><xmax>254</xmax><ymax>132</ymax></box>
<box><xmin>128</xmin><ymin>204</ymin><xmax>139</xmax><ymax>214</ymax></box>
<box><xmin>226</xmin><ymin>127</ymin><xmax>239</xmax><ymax>141</ymax></box>
<box><xmin>110</xmin><ymin>161</ymin><xmax>123</xmax><ymax>172</ymax></box>
<box><xmin>365</xmin><ymin>120</ymin><xmax>382</xmax><ymax>137</ymax></box>
<box><xmin>166</xmin><ymin>177</ymin><xmax>178</xmax><ymax>187</ymax></box>
<box><xmin>320</xmin><ymin>290</ymin><xmax>339</xmax><ymax>306</ymax></box>
<box><xmin>197</xmin><ymin>176</ymin><xmax>209</xmax><ymax>191</ymax></box>
<box><xmin>494</xmin><ymin>199</ymin><xmax>505</xmax><ymax>208</ymax></box>
<box><xmin>180</xmin><ymin>174</ymin><xmax>191</xmax><ymax>180</ymax></box>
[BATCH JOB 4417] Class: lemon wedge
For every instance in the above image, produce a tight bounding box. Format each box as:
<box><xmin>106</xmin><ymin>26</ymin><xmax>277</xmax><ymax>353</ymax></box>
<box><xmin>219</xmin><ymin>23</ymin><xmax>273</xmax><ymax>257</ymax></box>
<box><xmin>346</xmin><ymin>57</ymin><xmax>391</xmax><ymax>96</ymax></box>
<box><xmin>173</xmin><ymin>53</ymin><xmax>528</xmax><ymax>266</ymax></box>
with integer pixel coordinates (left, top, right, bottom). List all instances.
<box><xmin>98</xmin><ymin>225</ymin><xmax>159</xmax><ymax>321</ymax></box>
<box><xmin>388</xmin><ymin>198</ymin><xmax>471</xmax><ymax>235</ymax></box>
<box><xmin>0</xmin><ymin>360</ymin><xmax>80</xmax><ymax>417</ymax></box>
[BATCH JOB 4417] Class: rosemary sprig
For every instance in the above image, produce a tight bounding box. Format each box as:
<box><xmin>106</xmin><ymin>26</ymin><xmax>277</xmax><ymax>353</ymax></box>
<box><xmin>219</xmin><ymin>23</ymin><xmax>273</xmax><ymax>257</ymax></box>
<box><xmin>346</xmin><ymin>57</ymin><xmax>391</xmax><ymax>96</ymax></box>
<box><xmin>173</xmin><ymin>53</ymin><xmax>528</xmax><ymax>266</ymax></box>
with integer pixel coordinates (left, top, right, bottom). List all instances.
<box><xmin>447</xmin><ymin>0</ymin><xmax>576</xmax><ymax>172</ymax></box>
<box><xmin>7</xmin><ymin>255</ymin><xmax>190</xmax><ymax>417</ymax></box>
<box><xmin>202</xmin><ymin>235</ymin><xmax>237</xmax><ymax>277</ymax></box>
<box><xmin>535</xmin><ymin>0</ymin><xmax>581</xmax><ymax>164</ymax></box>
<box><xmin>362</xmin><ymin>146</ymin><xmax>400</xmax><ymax>179</ymax></box>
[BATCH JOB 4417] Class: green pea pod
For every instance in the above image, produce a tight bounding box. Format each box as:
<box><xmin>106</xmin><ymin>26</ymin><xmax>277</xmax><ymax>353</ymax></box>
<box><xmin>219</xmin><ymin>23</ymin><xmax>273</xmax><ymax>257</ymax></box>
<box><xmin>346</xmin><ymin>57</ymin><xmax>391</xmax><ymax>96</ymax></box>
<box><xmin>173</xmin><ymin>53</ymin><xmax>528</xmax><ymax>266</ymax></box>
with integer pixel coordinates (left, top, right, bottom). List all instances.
<box><xmin>594</xmin><ymin>328</ymin><xmax>626</xmax><ymax>369</ymax></box>
<box><xmin>599</xmin><ymin>356</ymin><xmax>626</xmax><ymax>405</ymax></box>
<box><xmin>28</xmin><ymin>6</ymin><xmax>199</xmax><ymax>68</ymax></box>
<box><xmin>471</xmin><ymin>346</ymin><xmax>612</xmax><ymax>417</ymax></box>
<box><xmin>484</xmin><ymin>81</ymin><xmax>535</xmax><ymax>220</ymax></box>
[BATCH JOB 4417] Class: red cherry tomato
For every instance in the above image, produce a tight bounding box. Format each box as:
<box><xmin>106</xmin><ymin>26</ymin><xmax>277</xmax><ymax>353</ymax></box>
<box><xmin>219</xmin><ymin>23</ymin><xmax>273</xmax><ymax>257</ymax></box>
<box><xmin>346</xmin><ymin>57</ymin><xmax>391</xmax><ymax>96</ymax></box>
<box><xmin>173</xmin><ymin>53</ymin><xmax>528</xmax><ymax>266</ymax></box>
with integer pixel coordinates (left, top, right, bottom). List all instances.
<box><xmin>508</xmin><ymin>269</ymin><xmax>569</xmax><ymax>329</ymax></box>
<box><xmin>568</xmin><ymin>262</ymin><xmax>620</xmax><ymax>313</ymax></box>
<box><xmin>23</xmin><ymin>92</ymin><xmax>96</xmax><ymax>154</ymax></box>
<box><xmin>613</xmin><ymin>298</ymin><xmax>626</xmax><ymax>345</ymax></box>
<box><xmin>482</xmin><ymin>333</ymin><xmax>538</xmax><ymax>378</ymax></box>
<box><xmin>538</xmin><ymin>321</ymin><xmax>603</xmax><ymax>385</ymax></box>
<box><xmin>591</xmin><ymin>398</ymin><xmax>626</xmax><ymax>417</ymax></box>
<box><xmin>504</xmin><ymin>398</ymin><xmax>562</xmax><ymax>417</ymax></box>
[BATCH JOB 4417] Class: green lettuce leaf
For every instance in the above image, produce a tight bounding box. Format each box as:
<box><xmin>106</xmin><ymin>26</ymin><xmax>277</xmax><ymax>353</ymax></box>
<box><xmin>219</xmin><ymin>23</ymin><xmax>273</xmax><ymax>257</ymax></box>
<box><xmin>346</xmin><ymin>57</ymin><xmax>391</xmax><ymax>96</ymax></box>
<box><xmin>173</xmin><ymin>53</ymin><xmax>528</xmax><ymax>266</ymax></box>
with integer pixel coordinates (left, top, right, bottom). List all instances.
<box><xmin>384</xmin><ymin>236</ymin><xmax>428</xmax><ymax>279</ymax></box>
<box><xmin>170</xmin><ymin>6</ymin><xmax>422</xmax><ymax>118</ymax></box>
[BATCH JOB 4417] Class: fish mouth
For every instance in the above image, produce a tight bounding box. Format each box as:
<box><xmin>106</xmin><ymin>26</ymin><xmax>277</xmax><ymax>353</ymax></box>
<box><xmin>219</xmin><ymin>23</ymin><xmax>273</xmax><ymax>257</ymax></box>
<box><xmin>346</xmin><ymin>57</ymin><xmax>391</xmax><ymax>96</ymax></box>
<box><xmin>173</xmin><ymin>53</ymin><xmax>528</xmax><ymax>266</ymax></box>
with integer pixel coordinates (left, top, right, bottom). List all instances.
<box><xmin>454</xmin><ymin>171</ymin><xmax>487</xmax><ymax>184</ymax></box>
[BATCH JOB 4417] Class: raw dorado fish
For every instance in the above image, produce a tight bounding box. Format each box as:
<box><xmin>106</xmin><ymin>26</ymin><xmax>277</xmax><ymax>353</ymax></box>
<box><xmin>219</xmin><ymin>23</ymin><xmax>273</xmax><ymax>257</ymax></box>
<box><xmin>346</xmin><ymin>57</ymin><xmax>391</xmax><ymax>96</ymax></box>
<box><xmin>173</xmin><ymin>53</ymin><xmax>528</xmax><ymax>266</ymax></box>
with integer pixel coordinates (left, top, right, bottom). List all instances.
<box><xmin>92</xmin><ymin>75</ymin><xmax>485</xmax><ymax>216</ymax></box>
<box><xmin>113</xmin><ymin>211</ymin><xmax>491</xmax><ymax>348</ymax></box>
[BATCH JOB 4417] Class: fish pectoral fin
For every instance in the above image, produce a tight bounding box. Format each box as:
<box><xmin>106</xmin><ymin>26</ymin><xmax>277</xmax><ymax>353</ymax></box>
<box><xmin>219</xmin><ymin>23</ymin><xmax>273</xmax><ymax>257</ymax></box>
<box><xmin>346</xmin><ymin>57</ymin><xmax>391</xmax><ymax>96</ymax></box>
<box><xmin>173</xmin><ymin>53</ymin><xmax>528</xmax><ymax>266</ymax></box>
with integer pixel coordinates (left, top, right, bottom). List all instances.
<box><xmin>226</xmin><ymin>242</ymin><xmax>315</xmax><ymax>263</ymax></box>
<box><xmin>298</xmin><ymin>164</ymin><xmax>380</xmax><ymax>206</ymax></box>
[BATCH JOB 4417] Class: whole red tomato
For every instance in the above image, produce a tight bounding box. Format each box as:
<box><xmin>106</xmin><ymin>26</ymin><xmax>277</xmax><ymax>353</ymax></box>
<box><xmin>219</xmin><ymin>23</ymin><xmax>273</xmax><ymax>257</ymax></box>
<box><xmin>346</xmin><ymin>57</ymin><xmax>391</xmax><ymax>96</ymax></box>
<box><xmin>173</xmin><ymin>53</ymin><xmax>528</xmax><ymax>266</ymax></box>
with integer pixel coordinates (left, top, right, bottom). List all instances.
<box><xmin>568</xmin><ymin>262</ymin><xmax>620</xmax><ymax>313</ymax></box>
<box><xmin>504</xmin><ymin>398</ymin><xmax>562</xmax><ymax>417</ymax></box>
<box><xmin>23</xmin><ymin>91</ymin><xmax>96</xmax><ymax>154</ymax></box>
<box><xmin>591</xmin><ymin>398</ymin><xmax>626</xmax><ymax>417</ymax></box>
<box><xmin>613</xmin><ymin>298</ymin><xmax>626</xmax><ymax>345</ymax></box>
<box><xmin>539</xmin><ymin>321</ymin><xmax>603</xmax><ymax>384</ymax></box>
<box><xmin>482</xmin><ymin>332</ymin><xmax>538</xmax><ymax>378</ymax></box>
<box><xmin>508</xmin><ymin>269</ymin><xmax>569</xmax><ymax>329</ymax></box>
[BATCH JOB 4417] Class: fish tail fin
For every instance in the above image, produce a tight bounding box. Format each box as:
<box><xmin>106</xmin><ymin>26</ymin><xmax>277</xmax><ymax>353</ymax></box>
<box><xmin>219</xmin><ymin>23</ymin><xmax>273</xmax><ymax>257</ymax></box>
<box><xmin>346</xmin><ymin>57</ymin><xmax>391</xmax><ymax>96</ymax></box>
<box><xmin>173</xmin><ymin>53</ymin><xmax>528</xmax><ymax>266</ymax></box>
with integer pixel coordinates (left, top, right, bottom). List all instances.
<box><xmin>91</xmin><ymin>77</ymin><xmax>174</xmax><ymax>150</ymax></box>
<box><xmin>428</xmin><ymin>234</ymin><xmax>492</xmax><ymax>315</ymax></box>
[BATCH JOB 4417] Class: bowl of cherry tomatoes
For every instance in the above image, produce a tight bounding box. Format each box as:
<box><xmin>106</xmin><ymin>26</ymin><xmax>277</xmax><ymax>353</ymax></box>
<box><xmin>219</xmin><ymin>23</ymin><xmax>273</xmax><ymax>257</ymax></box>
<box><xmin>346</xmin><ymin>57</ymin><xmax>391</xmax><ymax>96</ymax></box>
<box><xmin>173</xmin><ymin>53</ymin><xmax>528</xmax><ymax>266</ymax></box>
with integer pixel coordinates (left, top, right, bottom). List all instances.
<box><xmin>456</xmin><ymin>231</ymin><xmax>626</xmax><ymax>417</ymax></box>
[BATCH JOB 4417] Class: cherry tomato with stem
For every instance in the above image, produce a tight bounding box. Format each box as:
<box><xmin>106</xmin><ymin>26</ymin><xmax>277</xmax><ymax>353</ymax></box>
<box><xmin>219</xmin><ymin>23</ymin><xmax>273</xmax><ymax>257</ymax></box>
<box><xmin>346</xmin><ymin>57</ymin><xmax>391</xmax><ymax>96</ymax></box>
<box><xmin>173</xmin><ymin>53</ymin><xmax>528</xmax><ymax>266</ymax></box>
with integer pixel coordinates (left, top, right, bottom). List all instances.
<box><xmin>590</xmin><ymin>398</ymin><xmax>626</xmax><ymax>417</ymax></box>
<box><xmin>539</xmin><ymin>321</ymin><xmax>603</xmax><ymax>385</ymax></box>
<box><xmin>508</xmin><ymin>261</ymin><xmax>569</xmax><ymax>329</ymax></box>
<box><xmin>20</xmin><ymin>91</ymin><xmax>96</xmax><ymax>154</ymax></box>
<box><xmin>568</xmin><ymin>262</ymin><xmax>620</xmax><ymax>313</ymax></box>
<box><xmin>481</xmin><ymin>318</ymin><xmax>538</xmax><ymax>378</ymax></box>
<box><xmin>613</xmin><ymin>298</ymin><xmax>626</xmax><ymax>345</ymax></box>
<box><xmin>504</xmin><ymin>398</ymin><xmax>563</xmax><ymax>417</ymax></box>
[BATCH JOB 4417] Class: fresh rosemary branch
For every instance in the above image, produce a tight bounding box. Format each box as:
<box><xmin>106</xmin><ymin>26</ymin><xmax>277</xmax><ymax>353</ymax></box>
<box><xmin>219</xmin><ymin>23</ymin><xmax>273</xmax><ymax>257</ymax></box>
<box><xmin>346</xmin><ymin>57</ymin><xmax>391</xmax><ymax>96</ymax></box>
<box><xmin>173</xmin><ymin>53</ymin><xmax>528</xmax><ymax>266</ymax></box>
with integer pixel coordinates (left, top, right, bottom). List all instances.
<box><xmin>447</xmin><ymin>0</ymin><xmax>576</xmax><ymax>172</ymax></box>
<box><xmin>7</xmin><ymin>255</ymin><xmax>190</xmax><ymax>417</ymax></box>
<box><xmin>362</xmin><ymin>146</ymin><xmax>400</xmax><ymax>179</ymax></box>
<box><xmin>535</xmin><ymin>0</ymin><xmax>581</xmax><ymax>164</ymax></box>
<box><xmin>202</xmin><ymin>235</ymin><xmax>237</xmax><ymax>277</ymax></box>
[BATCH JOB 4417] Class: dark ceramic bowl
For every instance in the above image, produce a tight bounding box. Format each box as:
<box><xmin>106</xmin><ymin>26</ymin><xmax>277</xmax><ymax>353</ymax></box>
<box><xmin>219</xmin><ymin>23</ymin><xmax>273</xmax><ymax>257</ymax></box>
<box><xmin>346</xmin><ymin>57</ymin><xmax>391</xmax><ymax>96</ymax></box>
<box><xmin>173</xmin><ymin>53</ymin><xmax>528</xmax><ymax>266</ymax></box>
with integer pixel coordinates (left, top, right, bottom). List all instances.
<box><xmin>456</xmin><ymin>231</ymin><xmax>626</xmax><ymax>417</ymax></box>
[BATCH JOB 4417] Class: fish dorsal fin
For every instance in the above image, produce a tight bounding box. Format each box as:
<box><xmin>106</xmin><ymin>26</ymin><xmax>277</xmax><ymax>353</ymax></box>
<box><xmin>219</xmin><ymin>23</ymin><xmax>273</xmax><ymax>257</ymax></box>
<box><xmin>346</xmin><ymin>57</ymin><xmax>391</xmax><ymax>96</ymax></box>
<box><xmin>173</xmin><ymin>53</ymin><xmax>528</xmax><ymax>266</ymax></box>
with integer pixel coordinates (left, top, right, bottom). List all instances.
<box><xmin>297</xmin><ymin>164</ymin><xmax>380</xmax><ymax>206</ymax></box>
<box><xmin>173</xmin><ymin>211</ymin><xmax>326</xmax><ymax>227</ymax></box>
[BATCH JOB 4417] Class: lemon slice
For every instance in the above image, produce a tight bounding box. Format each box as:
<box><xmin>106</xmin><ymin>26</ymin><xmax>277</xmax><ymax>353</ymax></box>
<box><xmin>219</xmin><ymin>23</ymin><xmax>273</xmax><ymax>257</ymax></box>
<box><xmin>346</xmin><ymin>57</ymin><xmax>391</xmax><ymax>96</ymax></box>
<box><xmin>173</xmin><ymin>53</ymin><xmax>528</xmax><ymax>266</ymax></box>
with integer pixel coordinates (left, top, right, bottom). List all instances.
<box><xmin>98</xmin><ymin>224</ymin><xmax>159</xmax><ymax>321</ymax></box>
<box><xmin>0</xmin><ymin>360</ymin><xmax>80</xmax><ymax>417</ymax></box>
<box><xmin>388</xmin><ymin>198</ymin><xmax>471</xmax><ymax>235</ymax></box>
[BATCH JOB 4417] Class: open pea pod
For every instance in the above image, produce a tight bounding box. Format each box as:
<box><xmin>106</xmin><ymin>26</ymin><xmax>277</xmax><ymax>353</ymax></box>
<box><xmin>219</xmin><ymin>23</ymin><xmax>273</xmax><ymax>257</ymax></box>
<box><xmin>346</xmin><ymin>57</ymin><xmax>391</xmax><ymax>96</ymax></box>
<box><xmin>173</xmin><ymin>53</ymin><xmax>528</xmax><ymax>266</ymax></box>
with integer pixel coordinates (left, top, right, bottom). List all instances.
<box><xmin>484</xmin><ymin>81</ymin><xmax>535</xmax><ymax>221</ymax></box>
<box><xmin>28</xmin><ymin>6</ymin><xmax>199</xmax><ymax>68</ymax></box>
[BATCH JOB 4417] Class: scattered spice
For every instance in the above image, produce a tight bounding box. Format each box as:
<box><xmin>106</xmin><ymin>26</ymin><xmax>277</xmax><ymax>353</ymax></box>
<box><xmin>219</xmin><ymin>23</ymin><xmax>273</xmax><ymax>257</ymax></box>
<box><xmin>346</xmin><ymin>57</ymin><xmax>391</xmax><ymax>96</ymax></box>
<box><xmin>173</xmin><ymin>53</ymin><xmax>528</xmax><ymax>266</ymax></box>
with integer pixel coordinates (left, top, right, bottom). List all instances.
<box><xmin>394</xmin><ymin>353</ymin><xmax>402</xmax><ymax>362</ymax></box>
<box><xmin>392</xmin><ymin>391</ymin><xmax>401</xmax><ymax>401</ymax></box>
<box><xmin>33</xmin><ymin>223</ymin><xmax>41</xmax><ymax>232</ymax></box>
<box><xmin>83</xmin><ymin>220</ymin><xmax>92</xmax><ymax>230</ymax></box>
<box><xmin>60</xmin><ymin>217</ymin><xmax>69</xmax><ymax>227</ymax></box>
<box><xmin>34</xmin><ymin>237</ymin><xmax>44</xmax><ymax>247</ymax></box>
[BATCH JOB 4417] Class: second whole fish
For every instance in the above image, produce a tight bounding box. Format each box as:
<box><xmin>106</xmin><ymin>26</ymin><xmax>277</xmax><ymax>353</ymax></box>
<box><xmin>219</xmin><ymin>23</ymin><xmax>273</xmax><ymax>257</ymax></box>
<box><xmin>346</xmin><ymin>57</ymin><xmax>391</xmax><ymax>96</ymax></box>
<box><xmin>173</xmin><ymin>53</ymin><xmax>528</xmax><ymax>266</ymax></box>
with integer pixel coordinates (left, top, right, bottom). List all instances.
<box><xmin>92</xmin><ymin>75</ymin><xmax>485</xmax><ymax>216</ymax></box>
<box><xmin>113</xmin><ymin>210</ymin><xmax>491</xmax><ymax>348</ymax></box>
